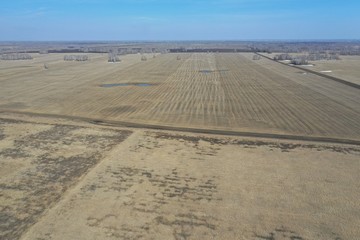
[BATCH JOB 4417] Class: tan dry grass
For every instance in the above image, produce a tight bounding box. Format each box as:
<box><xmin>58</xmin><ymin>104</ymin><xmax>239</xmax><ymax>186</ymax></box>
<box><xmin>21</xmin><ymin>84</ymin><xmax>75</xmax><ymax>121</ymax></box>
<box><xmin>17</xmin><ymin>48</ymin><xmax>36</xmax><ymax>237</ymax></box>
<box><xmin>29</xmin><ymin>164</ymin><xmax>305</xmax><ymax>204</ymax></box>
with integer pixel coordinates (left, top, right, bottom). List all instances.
<box><xmin>260</xmin><ymin>53</ymin><xmax>360</xmax><ymax>85</ymax></box>
<box><xmin>308</xmin><ymin>55</ymin><xmax>360</xmax><ymax>85</ymax></box>
<box><xmin>0</xmin><ymin>116</ymin><xmax>355</xmax><ymax>240</ymax></box>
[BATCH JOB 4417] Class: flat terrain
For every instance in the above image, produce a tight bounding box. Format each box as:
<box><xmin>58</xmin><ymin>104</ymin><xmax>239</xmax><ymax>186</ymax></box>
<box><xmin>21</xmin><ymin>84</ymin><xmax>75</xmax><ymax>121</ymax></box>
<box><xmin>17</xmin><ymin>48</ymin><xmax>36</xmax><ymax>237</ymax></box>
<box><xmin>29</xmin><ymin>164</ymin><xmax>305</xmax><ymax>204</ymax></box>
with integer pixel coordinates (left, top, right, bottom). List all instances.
<box><xmin>1</xmin><ymin>51</ymin><xmax>360</xmax><ymax>239</ymax></box>
<box><xmin>0</xmin><ymin>113</ymin><xmax>359</xmax><ymax>240</ymax></box>
<box><xmin>306</xmin><ymin>56</ymin><xmax>360</xmax><ymax>85</ymax></box>
<box><xmin>1</xmin><ymin>53</ymin><xmax>360</xmax><ymax>141</ymax></box>
<box><xmin>0</xmin><ymin>115</ymin><xmax>132</xmax><ymax>240</ymax></box>
<box><xmin>262</xmin><ymin>53</ymin><xmax>360</xmax><ymax>85</ymax></box>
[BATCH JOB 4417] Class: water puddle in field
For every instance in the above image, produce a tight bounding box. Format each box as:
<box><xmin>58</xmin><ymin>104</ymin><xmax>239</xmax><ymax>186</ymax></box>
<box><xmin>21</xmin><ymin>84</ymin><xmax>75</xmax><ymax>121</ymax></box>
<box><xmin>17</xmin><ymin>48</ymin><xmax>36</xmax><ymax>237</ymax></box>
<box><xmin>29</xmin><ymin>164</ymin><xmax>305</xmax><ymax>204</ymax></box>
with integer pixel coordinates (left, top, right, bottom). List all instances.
<box><xmin>100</xmin><ymin>83</ymin><xmax>153</xmax><ymax>88</ymax></box>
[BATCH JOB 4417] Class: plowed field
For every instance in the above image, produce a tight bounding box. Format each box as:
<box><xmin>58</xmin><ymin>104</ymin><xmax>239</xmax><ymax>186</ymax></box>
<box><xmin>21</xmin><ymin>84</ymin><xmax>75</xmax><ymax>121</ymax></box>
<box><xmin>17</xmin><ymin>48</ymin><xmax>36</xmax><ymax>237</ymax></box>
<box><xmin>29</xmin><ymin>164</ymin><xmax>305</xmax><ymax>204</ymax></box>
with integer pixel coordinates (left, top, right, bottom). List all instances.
<box><xmin>1</xmin><ymin>53</ymin><xmax>360</xmax><ymax>141</ymax></box>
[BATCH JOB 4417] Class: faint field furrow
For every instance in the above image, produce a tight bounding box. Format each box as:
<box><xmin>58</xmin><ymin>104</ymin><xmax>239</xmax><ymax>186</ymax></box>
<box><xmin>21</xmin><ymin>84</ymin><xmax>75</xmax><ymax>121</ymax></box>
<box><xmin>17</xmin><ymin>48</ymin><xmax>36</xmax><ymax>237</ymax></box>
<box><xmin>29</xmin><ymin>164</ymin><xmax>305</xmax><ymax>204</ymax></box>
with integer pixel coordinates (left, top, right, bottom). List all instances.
<box><xmin>1</xmin><ymin>53</ymin><xmax>360</xmax><ymax>140</ymax></box>
<box><xmin>128</xmin><ymin>53</ymin><xmax>360</xmax><ymax>140</ymax></box>
<box><xmin>245</xmin><ymin>60</ymin><xmax>360</xmax><ymax>135</ymax></box>
<box><xmin>146</xmin><ymin>53</ymin><xmax>227</xmax><ymax>127</ymax></box>
<box><xmin>219</xmin><ymin>55</ymin><xmax>299</xmax><ymax>130</ymax></box>
<box><xmin>0</xmin><ymin>55</ymin><xmax>138</xmax><ymax>108</ymax></box>
<box><xmin>217</xmin><ymin>59</ymin><xmax>278</xmax><ymax>129</ymax></box>
<box><xmin>58</xmin><ymin>54</ymin><xmax>190</xmax><ymax>118</ymax></box>
<box><xmin>248</xmin><ymin>53</ymin><xmax>360</xmax><ymax>113</ymax></box>
<box><xmin>218</xmin><ymin>54</ymin><xmax>360</xmax><ymax>137</ymax></box>
<box><xmin>246</xmin><ymin>53</ymin><xmax>360</xmax><ymax>112</ymax></box>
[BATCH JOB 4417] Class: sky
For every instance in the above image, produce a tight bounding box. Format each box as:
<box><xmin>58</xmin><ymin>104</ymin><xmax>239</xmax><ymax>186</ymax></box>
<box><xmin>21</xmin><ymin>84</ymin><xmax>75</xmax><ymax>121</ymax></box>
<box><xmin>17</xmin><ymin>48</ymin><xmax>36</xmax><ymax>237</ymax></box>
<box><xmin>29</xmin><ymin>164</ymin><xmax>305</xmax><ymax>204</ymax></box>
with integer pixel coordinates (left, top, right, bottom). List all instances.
<box><xmin>0</xmin><ymin>0</ymin><xmax>359</xmax><ymax>41</ymax></box>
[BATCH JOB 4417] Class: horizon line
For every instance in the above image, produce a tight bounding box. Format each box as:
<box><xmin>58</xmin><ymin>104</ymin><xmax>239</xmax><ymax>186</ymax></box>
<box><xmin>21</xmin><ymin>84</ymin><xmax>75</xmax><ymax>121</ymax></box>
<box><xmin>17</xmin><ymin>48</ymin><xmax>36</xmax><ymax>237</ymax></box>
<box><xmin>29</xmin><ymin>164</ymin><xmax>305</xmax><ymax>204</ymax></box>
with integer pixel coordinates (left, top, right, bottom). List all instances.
<box><xmin>1</xmin><ymin>39</ymin><xmax>360</xmax><ymax>43</ymax></box>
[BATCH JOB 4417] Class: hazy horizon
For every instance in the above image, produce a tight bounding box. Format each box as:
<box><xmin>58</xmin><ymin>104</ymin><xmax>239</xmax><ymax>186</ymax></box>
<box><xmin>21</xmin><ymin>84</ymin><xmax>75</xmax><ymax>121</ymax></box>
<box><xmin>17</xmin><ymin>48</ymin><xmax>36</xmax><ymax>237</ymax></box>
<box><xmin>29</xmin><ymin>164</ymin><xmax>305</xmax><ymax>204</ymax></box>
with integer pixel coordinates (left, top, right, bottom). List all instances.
<box><xmin>1</xmin><ymin>0</ymin><xmax>360</xmax><ymax>41</ymax></box>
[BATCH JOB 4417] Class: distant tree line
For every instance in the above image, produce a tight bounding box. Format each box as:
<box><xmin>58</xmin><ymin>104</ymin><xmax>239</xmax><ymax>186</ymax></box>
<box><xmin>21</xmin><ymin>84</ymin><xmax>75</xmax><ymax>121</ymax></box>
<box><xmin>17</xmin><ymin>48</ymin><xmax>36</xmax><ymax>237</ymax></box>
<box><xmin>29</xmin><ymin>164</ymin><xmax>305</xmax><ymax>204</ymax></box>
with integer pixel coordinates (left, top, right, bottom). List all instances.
<box><xmin>81</xmin><ymin>47</ymin><xmax>160</xmax><ymax>55</ymax></box>
<box><xmin>306</xmin><ymin>53</ymin><xmax>340</xmax><ymax>61</ymax></box>
<box><xmin>64</xmin><ymin>55</ymin><xmax>89</xmax><ymax>61</ymax></box>
<box><xmin>273</xmin><ymin>53</ymin><xmax>340</xmax><ymax>65</ymax></box>
<box><xmin>252</xmin><ymin>41</ymin><xmax>360</xmax><ymax>56</ymax></box>
<box><xmin>1</xmin><ymin>53</ymin><xmax>33</xmax><ymax>60</ymax></box>
<box><xmin>273</xmin><ymin>54</ymin><xmax>292</xmax><ymax>61</ymax></box>
<box><xmin>2</xmin><ymin>41</ymin><xmax>360</xmax><ymax>57</ymax></box>
<box><xmin>290</xmin><ymin>58</ymin><xmax>309</xmax><ymax>65</ymax></box>
<box><xmin>273</xmin><ymin>54</ymin><xmax>308</xmax><ymax>65</ymax></box>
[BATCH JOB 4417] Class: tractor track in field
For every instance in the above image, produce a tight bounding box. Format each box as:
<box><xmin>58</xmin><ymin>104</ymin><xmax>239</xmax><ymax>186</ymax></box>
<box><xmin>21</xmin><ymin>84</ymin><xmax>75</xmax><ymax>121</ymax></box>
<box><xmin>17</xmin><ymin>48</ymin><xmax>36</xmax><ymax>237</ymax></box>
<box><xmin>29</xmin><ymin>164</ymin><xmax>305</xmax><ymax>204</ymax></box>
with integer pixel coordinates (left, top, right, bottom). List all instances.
<box><xmin>1</xmin><ymin>110</ymin><xmax>360</xmax><ymax>146</ymax></box>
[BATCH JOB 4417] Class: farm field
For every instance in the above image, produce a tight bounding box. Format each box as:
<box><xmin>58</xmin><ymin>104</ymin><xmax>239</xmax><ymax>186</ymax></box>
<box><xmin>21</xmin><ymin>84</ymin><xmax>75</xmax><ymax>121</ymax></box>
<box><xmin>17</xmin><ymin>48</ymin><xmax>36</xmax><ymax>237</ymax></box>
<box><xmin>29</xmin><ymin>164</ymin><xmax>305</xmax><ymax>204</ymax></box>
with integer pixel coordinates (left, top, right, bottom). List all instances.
<box><xmin>1</xmin><ymin>50</ymin><xmax>360</xmax><ymax>240</ymax></box>
<box><xmin>1</xmin><ymin>52</ymin><xmax>360</xmax><ymax>141</ymax></box>
<box><xmin>306</xmin><ymin>55</ymin><xmax>360</xmax><ymax>85</ymax></box>
<box><xmin>0</xmin><ymin>113</ymin><xmax>359</xmax><ymax>240</ymax></box>
<box><xmin>261</xmin><ymin>53</ymin><xmax>360</xmax><ymax>85</ymax></box>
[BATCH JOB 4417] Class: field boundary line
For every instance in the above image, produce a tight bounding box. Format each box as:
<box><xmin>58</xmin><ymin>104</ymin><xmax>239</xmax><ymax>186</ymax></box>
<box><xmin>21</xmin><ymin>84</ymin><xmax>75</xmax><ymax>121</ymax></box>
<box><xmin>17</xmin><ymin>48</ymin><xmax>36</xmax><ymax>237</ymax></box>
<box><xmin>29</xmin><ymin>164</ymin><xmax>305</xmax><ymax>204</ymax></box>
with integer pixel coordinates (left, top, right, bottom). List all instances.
<box><xmin>255</xmin><ymin>53</ymin><xmax>360</xmax><ymax>90</ymax></box>
<box><xmin>1</xmin><ymin>110</ymin><xmax>360</xmax><ymax>146</ymax></box>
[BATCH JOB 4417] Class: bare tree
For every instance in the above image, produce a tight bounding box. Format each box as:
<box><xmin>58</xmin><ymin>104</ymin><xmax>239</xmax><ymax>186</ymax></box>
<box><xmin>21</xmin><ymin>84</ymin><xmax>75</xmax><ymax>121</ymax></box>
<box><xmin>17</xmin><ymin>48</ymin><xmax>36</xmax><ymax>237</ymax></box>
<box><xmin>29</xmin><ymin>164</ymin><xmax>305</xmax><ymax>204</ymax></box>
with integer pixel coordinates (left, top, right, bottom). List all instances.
<box><xmin>253</xmin><ymin>55</ymin><xmax>261</xmax><ymax>60</ymax></box>
<box><xmin>108</xmin><ymin>53</ymin><xmax>121</xmax><ymax>62</ymax></box>
<box><xmin>64</xmin><ymin>55</ymin><xmax>89</xmax><ymax>61</ymax></box>
<box><xmin>291</xmin><ymin>57</ymin><xmax>308</xmax><ymax>65</ymax></box>
<box><xmin>274</xmin><ymin>54</ymin><xmax>291</xmax><ymax>61</ymax></box>
<box><xmin>1</xmin><ymin>53</ymin><xmax>33</xmax><ymax>60</ymax></box>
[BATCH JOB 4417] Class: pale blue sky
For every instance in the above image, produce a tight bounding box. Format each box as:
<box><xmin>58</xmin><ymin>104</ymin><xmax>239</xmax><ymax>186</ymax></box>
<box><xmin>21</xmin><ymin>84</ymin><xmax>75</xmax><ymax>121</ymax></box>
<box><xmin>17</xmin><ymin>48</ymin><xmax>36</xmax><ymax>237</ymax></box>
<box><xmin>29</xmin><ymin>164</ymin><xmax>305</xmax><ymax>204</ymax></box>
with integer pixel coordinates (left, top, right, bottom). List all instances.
<box><xmin>0</xmin><ymin>0</ymin><xmax>359</xmax><ymax>41</ymax></box>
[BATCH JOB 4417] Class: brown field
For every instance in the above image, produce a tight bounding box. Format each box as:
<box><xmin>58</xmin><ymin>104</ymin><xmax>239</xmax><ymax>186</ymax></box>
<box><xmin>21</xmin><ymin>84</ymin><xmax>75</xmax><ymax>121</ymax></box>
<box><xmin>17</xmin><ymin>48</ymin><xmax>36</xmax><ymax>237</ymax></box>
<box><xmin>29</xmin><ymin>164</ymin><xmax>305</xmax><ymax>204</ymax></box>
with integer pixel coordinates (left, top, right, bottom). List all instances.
<box><xmin>1</xmin><ymin>52</ymin><xmax>360</xmax><ymax>141</ymax></box>
<box><xmin>1</xmin><ymin>52</ymin><xmax>360</xmax><ymax>239</ymax></box>
<box><xmin>306</xmin><ymin>55</ymin><xmax>360</xmax><ymax>85</ymax></box>
<box><xmin>261</xmin><ymin>53</ymin><xmax>360</xmax><ymax>85</ymax></box>
<box><xmin>0</xmin><ymin>114</ymin><xmax>359</xmax><ymax>240</ymax></box>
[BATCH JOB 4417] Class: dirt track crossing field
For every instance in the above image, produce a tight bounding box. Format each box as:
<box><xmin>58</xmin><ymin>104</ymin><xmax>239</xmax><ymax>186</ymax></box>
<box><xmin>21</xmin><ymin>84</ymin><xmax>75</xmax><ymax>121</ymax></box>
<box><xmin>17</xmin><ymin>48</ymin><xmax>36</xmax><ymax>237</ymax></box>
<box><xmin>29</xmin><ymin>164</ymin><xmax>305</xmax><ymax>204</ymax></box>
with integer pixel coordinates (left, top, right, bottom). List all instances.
<box><xmin>0</xmin><ymin>115</ymin><xmax>359</xmax><ymax>240</ymax></box>
<box><xmin>0</xmin><ymin>117</ymin><xmax>131</xmax><ymax>240</ymax></box>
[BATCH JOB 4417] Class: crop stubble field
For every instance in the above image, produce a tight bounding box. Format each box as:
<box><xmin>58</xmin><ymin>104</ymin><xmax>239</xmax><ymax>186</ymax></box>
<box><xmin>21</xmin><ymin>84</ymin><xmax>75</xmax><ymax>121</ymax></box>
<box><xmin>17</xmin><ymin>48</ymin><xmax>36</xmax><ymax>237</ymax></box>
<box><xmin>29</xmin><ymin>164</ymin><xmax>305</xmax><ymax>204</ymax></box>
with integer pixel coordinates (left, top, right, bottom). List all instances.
<box><xmin>1</xmin><ymin>51</ymin><xmax>360</xmax><ymax>240</ymax></box>
<box><xmin>310</xmin><ymin>56</ymin><xmax>360</xmax><ymax>85</ymax></box>
<box><xmin>0</xmin><ymin>52</ymin><xmax>360</xmax><ymax>141</ymax></box>
<box><xmin>262</xmin><ymin>53</ymin><xmax>360</xmax><ymax>85</ymax></box>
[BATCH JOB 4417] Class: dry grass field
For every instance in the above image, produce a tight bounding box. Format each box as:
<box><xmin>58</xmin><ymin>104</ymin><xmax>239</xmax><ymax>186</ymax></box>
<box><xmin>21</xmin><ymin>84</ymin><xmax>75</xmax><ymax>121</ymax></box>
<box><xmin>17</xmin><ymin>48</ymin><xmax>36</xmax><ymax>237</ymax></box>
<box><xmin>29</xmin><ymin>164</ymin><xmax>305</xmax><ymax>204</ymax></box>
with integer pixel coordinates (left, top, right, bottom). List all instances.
<box><xmin>261</xmin><ymin>53</ymin><xmax>360</xmax><ymax>85</ymax></box>
<box><xmin>306</xmin><ymin>56</ymin><xmax>360</xmax><ymax>85</ymax></box>
<box><xmin>0</xmin><ymin>115</ymin><xmax>131</xmax><ymax>240</ymax></box>
<box><xmin>1</xmin><ymin>51</ymin><xmax>360</xmax><ymax>239</ymax></box>
<box><xmin>0</xmin><ymin>113</ymin><xmax>359</xmax><ymax>240</ymax></box>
